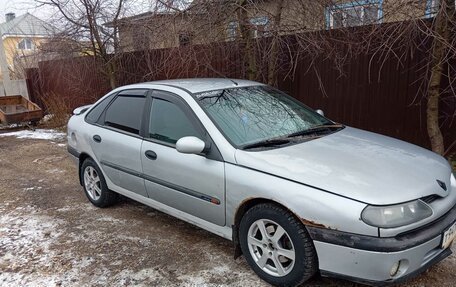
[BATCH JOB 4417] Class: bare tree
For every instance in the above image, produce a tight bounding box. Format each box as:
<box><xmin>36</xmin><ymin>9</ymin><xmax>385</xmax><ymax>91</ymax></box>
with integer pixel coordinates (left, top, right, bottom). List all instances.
<box><xmin>425</xmin><ymin>0</ymin><xmax>455</xmax><ymax>155</ymax></box>
<box><xmin>33</xmin><ymin>0</ymin><xmax>455</xmax><ymax>155</ymax></box>
<box><xmin>35</xmin><ymin>0</ymin><xmax>132</xmax><ymax>88</ymax></box>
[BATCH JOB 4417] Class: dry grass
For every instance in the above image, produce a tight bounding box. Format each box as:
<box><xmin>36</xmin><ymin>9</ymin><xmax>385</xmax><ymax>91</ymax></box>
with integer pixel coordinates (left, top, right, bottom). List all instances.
<box><xmin>38</xmin><ymin>93</ymin><xmax>71</xmax><ymax>129</ymax></box>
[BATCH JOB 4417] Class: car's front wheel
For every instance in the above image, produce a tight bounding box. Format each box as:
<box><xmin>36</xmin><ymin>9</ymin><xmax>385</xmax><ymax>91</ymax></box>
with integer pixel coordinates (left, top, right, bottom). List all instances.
<box><xmin>81</xmin><ymin>158</ymin><xmax>117</xmax><ymax>207</ymax></box>
<box><xmin>239</xmin><ymin>203</ymin><xmax>318</xmax><ymax>287</ymax></box>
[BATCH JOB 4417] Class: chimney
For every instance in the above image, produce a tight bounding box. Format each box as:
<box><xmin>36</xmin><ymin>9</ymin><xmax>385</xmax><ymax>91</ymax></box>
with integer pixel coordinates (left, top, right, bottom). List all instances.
<box><xmin>5</xmin><ymin>13</ymin><xmax>15</xmax><ymax>22</ymax></box>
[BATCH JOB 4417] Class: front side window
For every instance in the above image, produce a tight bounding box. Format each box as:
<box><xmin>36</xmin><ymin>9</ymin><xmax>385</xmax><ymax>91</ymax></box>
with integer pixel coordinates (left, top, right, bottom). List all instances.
<box><xmin>104</xmin><ymin>95</ymin><xmax>146</xmax><ymax>135</ymax></box>
<box><xmin>326</xmin><ymin>1</ymin><xmax>382</xmax><ymax>29</ymax></box>
<box><xmin>149</xmin><ymin>98</ymin><xmax>201</xmax><ymax>144</ymax></box>
<box><xmin>197</xmin><ymin>86</ymin><xmax>333</xmax><ymax>147</ymax></box>
<box><xmin>18</xmin><ymin>38</ymin><xmax>33</xmax><ymax>50</ymax></box>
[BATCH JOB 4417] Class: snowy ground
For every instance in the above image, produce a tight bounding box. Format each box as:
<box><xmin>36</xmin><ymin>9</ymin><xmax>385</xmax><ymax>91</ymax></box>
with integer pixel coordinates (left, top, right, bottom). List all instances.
<box><xmin>0</xmin><ymin>129</ymin><xmax>65</xmax><ymax>140</ymax></box>
<box><xmin>0</xmin><ymin>129</ymin><xmax>455</xmax><ymax>287</ymax></box>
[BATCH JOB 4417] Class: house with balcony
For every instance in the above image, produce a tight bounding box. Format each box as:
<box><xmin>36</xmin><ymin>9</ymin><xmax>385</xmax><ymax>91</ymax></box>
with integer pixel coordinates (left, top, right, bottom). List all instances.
<box><xmin>0</xmin><ymin>12</ymin><xmax>54</xmax><ymax>80</ymax></box>
<box><xmin>108</xmin><ymin>0</ymin><xmax>441</xmax><ymax>52</ymax></box>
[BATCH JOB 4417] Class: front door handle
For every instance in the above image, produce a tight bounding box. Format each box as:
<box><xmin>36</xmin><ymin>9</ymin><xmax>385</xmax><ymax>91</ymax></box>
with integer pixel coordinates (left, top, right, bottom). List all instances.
<box><xmin>145</xmin><ymin>150</ymin><xmax>157</xmax><ymax>160</ymax></box>
<box><xmin>93</xmin><ymin>135</ymin><xmax>102</xmax><ymax>143</ymax></box>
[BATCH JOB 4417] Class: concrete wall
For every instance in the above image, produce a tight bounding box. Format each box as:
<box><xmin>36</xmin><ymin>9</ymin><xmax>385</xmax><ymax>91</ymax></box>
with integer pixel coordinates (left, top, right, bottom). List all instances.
<box><xmin>0</xmin><ymin>79</ymin><xmax>29</xmax><ymax>99</ymax></box>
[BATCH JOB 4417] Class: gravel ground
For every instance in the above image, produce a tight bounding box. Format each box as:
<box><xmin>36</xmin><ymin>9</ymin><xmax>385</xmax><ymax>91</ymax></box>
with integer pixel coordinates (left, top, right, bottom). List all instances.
<box><xmin>0</xmin><ymin>131</ymin><xmax>455</xmax><ymax>287</ymax></box>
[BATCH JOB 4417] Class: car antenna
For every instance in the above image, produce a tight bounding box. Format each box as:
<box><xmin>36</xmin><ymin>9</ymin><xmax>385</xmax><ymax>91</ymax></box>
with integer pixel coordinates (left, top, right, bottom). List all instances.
<box><xmin>203</xmin><ymin>63</ymin><xmax>238</xmax><ymax>86</ymax></box>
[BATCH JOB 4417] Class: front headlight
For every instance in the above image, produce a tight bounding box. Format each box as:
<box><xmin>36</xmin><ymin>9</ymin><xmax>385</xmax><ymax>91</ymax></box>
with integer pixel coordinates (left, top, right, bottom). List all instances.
<box><xmin>361</xmin><ymin>200</ymin><xmax>433</xmax><ymax>228</ymax></box>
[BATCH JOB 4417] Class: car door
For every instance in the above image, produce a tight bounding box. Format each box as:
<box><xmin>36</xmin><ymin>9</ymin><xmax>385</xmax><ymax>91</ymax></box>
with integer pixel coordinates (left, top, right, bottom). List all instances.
<box><xmin>92</xmin><ymin>89</ymin><xmax>148</xmax><ymax>197</ymax></box>
<box><xmin>140</xmin><ymin>90</ymin><xmax>225</xmax><ymax>226</ymax></box>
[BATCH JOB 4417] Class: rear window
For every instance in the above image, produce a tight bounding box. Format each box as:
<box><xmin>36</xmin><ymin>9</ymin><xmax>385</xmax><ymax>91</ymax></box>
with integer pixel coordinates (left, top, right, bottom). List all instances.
<box><xmin>104</xmin><ymin>95</ymin><xmax>146</xmax><ymax>135</ymax></box>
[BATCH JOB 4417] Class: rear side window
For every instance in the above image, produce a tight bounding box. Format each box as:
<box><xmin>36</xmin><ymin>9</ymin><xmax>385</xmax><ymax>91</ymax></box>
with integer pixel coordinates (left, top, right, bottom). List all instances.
<box><xmin>104</xmin><ymin>95</ymin><xmax>146</xmax><ymax>135</ymax></box>
<box><xmin>85</xmin><ymin>94</ymin><xmax>115</xmax><ymax>124</ymax></box>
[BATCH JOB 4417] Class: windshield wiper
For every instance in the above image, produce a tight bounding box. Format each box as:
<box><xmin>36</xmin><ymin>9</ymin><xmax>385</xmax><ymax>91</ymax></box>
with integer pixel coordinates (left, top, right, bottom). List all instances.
<box><xmin>242</xmin><ymin>138</ymin><xmax>290</xmax><ymax>150</ymax></box>
<box><xmin>287</xmin><ymin>124</ymin><xmax>344</xmax><ymax>138</ymax></box>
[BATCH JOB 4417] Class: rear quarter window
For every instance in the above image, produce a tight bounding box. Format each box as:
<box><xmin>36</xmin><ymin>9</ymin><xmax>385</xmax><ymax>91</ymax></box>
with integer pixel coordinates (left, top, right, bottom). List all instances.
<box><xmin>85</xmin><ymin>94</ymin><xmax>115</xmax><ymax>124</ymax></box>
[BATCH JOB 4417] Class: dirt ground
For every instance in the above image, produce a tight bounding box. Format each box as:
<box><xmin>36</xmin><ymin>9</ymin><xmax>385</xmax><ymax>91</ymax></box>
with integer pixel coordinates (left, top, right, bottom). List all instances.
<box><xmin>0</xmin><ymin>130</ymin><xmax>455</xmax><ymax>287</ymax></box>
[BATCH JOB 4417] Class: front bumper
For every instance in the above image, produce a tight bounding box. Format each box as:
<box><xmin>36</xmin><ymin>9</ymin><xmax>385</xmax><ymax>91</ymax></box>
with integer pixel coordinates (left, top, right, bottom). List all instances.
<box><xmin>308</xmin><ymin>204</ymin><xmax>456</xmax><ymax>285</ymax></box>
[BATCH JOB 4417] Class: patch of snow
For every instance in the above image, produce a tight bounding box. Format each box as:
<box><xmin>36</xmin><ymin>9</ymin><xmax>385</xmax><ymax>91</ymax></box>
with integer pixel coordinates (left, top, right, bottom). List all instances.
<box><xmin>32</xmin><ymin>155</ymin><xmax>65</xmax><ymax>164</ymax></box>
<box><xmin>0</xmin><ymin>123</ymin><xmax>20</xmax><ymax>129</ymax></box>
<box><xmin>56</xmin><ymin>203</ymin><xmax>98</xmax><ymax>213</ymax></box>
<box><xmin>112</xmin><ymin>268</ymin><xmax>165</xmax><ymax>286</ymax></box>
<box><xmin>177</xmin><ymin>261</ymin><xmax>259</xmax><ymax>287</ymax></box>
<box><xmin>42</xmin><ymin>114</ymin><xmax>54</xmax><ymax>122</ymax></box>
<box><xmin>0</xmin><ymin>129</ymin><xmax>65</xmax><ymax>140</ymax></box>
<box><xmin>46</xmin><ymin>168</ymin><xmax>64</xmax><ymax>174</ymax></box>
<box><xmin>22</xmin><ymin>186</ymin><xmax>43</xmax><ymax>191</ymax></box>
<box><xmin>0</xmin><ymin>211</ymin><xmax>63</xmax><ymax>270</ymax></box>
<box><xmin>96</xmin><ymin>216</ymin><xmax>127</xmax><ymax>223</ymax></box>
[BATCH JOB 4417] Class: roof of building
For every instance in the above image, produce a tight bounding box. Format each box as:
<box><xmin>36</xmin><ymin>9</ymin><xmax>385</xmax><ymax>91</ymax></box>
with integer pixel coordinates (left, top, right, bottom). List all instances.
<box><xmin>0</xmin><ymin>13</ymin><xmax>54</xmax><ymax>37</ymax></box>
<box><xmin>104</xmin><ymin>0</ymin><xmax>234</xmax><ymax>26</ymax></box>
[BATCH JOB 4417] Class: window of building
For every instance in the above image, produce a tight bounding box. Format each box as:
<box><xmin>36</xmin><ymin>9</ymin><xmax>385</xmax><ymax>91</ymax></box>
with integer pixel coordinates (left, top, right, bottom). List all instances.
<box><xmin>426</xmin><ymin>0</ymin><xmax>439</xmax><ymax>17</ymax></box>
<box><xmin>104</xmin><ymin>95</ymin><xmax>146</xmax><ymax>135</ymax></box>
<box><xmin>227</xmin><ymin>21</ymin><xmax>239</xmax><ymax>41</ymax></box>
<box><xmin>249</xmin><ymin>16</ymin><xmax>271</xmax><ymax>38</ymax></box>
<box><xmin>178</xmin><ymin>32</ymin><xmax>193</xmax><ymax>46</ymax></box>
<box><xmin>18</xmin><ymin>38</ymin><xmax>33</xmax><ymax>50</ymax></box>
<box><xmin>425</xmin><ymin>0</ymin><xmax>456</xmax><ymax>18</ymax></box>
<box><xmin>326</xmin><ymin>1</ymin><xmax>383</xmax><ymax>29</ymax></box>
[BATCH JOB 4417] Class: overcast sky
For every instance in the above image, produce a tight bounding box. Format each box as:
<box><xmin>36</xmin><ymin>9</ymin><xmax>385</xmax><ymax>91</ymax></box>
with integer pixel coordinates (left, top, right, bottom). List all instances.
<box><xmin>0</xmin><ymin>0</ymin><xmax>52</xmax><ymax>22</ymax></box>
<box><xmin>0</xmin><ymin>0</ymin><xmax>190</xmax><ymax>23</ymax></box>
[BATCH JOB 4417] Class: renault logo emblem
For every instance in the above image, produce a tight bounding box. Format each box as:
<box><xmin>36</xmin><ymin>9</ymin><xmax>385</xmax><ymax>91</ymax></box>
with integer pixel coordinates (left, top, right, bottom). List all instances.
<box><xmin>437</xmin><ymin>180</ymin><xmax>447</xmax><ymax>191</ymax></box>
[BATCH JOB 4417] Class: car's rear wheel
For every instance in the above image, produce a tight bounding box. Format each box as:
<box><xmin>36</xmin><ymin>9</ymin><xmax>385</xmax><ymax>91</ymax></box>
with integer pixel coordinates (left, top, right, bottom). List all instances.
<box><xmin>81</xmin><ymin>158</ymin><xmax>117</xmax><ymax>207</ymax></box>
<box><xmin>239</xmin><ymin>203</ymin><xmax>318</xmax><ymax>287</ymax></box>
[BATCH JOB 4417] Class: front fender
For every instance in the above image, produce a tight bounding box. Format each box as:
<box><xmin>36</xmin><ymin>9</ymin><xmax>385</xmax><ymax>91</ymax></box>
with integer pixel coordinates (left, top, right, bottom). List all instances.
<box><xmin>225</xmin><ymin>163</ymin><xmax>376</xmax><ymax>237</ymax></box>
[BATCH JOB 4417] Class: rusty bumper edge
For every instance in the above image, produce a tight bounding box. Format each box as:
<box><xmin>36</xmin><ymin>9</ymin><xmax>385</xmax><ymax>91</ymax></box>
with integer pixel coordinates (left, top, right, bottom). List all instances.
<box><xmin>307</xmin><ymin>203</ymin><xmax>456</xmax><ymax>252</ymax></box>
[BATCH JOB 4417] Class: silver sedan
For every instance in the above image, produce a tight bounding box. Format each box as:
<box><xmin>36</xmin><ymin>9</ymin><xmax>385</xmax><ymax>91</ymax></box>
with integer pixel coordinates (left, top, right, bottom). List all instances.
<box><xmin>67</xmin><ymin>79</ymin><xmax>456</xmax><ymax>286</ymax></box>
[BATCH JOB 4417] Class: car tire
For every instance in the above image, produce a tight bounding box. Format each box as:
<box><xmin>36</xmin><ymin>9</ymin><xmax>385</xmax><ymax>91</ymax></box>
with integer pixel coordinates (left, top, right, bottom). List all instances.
<box><xmin>81</xmin><ymin>158</ymin><xmax>117</xmax><ymax>207</ymax></box>
<box><xmin>239</xmin><ymin>203</ymin><xmax>318</xmax><ymax>287</ymax></box>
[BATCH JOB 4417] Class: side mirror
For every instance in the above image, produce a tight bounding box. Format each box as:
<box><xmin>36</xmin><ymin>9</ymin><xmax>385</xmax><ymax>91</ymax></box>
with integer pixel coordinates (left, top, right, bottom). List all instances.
<box><xmin>316</xmin><ymin>109</ymin><xmax>325</xmax><ymax>116</ymax></box>
<box><xmin>176</xmin><ymin>136</ymin><xmax>206</xmax><ymax>154</ymax></box>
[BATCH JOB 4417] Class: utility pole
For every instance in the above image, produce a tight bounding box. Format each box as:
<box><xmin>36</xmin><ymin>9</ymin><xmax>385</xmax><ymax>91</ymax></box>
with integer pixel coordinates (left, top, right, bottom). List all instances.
<box><xmin>0</xmin><ymin>35</ymin><xmax>13</xmax><ymax>96</ymax></box>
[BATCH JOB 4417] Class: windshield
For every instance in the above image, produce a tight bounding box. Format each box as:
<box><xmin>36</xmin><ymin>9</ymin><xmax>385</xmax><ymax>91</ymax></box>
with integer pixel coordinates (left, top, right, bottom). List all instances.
<box><xmin>197</xmin><ymin>86</ymin><xmax>334</xmax><ymax>147</ymax></box>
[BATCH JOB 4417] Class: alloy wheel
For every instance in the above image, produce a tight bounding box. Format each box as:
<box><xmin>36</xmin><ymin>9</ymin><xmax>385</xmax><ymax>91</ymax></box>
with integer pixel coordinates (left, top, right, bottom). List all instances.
<box><xmin>247</xmin><ymin>219</ymin><xmax>296</xmax><ymax>277</ymax></box>
<box><xmin>84</xmin><ymin>166</ymin><xmax>102</xmax><ymax>201</ymax></box>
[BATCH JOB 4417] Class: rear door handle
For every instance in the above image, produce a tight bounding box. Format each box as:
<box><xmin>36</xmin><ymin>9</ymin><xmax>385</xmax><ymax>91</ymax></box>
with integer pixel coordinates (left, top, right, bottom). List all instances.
<box><xmin>145</xmin><ymin>150</ymin><xmax>157</xmax><ymax>160</ymax></box>
<box><xmin>93</xmin><ymin>135</ymin><xmax>101</xmax><ymax>143</ymax></box>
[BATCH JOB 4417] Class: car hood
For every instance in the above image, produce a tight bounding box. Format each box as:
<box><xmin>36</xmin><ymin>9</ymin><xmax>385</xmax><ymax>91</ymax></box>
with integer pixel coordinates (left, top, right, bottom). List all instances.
<box><xmin>234</xmin><ymin>127</ymin><xmax>452</xmax><ymax>205</ymax></box>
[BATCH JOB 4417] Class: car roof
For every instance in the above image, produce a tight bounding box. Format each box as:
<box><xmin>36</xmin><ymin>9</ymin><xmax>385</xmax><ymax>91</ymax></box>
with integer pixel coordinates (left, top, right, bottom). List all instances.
<box><xmin>124</xmin><ymin>78</ymin><xmax>264</xmax><ymax>94</ymax></box>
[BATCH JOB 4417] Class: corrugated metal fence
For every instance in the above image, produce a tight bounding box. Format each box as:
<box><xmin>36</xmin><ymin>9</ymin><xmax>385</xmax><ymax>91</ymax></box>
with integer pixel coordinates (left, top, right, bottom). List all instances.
<box><xmin>26</xmin><ymin>33</ymin><xmax>455</xmax><ymax>153</ymax></box>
